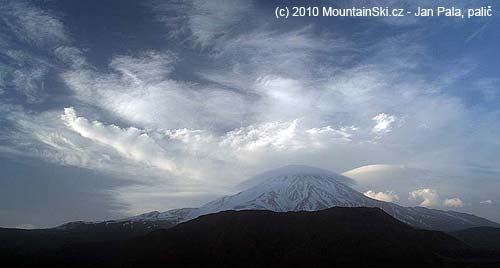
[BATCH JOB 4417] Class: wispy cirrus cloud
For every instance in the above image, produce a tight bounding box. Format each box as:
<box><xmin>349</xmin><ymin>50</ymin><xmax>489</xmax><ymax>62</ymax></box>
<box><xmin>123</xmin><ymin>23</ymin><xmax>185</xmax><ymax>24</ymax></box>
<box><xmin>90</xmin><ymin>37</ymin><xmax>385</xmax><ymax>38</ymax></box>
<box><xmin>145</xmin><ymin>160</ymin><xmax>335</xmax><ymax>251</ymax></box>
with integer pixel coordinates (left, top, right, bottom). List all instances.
<box><xmin>60</xmin><ymin>51</ymin><xmax>249</xmax><ymax>131</ymax></box>
<box><xmin>0</xmin><ymin>0</ymin><xmax>68</xmax><ymax>104</ymax></box>
<box><xmin>0</xmin><ymin>0</ymin><xmax>69</xmax><ymax>48</ymax></box>
<box><xmin>151</xmin><ymin>0</ymin><xmax>253</xmax><ymax>46</ymax></box>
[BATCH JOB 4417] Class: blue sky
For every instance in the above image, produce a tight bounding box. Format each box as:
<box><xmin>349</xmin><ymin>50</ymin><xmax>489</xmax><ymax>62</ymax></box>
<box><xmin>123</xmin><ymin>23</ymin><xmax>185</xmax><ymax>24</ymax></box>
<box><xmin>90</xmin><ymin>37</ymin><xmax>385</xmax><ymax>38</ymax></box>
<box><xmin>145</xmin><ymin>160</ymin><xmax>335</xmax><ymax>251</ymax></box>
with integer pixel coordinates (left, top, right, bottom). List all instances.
<box><xmin>1</xmin><ymin>0</ymin><xmax>499</xmax><ymax>228</ymax></box>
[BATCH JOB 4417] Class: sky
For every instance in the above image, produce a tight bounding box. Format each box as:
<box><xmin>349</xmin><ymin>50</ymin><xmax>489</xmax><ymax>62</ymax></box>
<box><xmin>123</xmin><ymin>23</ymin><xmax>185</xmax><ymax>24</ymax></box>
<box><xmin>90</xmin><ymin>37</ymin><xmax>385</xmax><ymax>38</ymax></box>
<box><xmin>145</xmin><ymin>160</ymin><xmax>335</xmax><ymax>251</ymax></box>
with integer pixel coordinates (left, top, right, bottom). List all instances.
<box><xmin>1</xmin><ymin>0</ymin><xmax>499</xmax><ymax>228</ymax></box>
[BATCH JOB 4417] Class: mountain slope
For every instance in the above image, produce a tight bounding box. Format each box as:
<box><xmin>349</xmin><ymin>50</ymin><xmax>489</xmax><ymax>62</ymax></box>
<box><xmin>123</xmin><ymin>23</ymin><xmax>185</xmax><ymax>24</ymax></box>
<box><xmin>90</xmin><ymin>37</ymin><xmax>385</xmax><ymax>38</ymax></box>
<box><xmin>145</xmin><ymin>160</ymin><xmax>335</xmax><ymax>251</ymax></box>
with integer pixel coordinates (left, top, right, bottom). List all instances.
<box><xmin>128</xmin><ymin>165</ymin><xmax>499</xmax><ymax>232</ymax></box>
<box><xmin>126</xmin><ymin>208</ymin><xmax>470</xmax><ymax>268</ymax></box>
<box><xmin>4</xmin><ymin>207</ymin><xmax>479</xmax><ymax>268</ymax></box>
<box><xmin>0</xmin><ymin>219</ymin><xmax>174</xmax><ymax>259</ymax></box>
<box><xmin>451</xmin><ymin>227</ymin><xmax>500</xmax><ymax>250</ymax></box>
<box><xmin>200</xmin><ymin>172</ymin><xmax>372</xmax><ymax>212</ymax></box>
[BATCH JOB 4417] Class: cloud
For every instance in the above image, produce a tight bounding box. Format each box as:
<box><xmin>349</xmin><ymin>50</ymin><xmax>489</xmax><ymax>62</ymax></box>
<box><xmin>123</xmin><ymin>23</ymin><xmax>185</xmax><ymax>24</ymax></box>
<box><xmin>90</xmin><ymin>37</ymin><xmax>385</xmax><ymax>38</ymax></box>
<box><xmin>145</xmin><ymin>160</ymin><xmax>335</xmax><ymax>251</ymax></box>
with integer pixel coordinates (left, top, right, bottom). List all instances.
<box><xmin>3</xmin><ymin>101</ymin><xmax>365</xmax><ymax>194</ymax></box>
<box><xmin>364</xmin><ymin>190</ymin><xmax>399</xmax><ymax>202</ymax></box>
<box><xmin>14</xmin><ymin>27</ymin><xmax>499</xmax><ymax>217</ymax></box>
<box><xmin>60</xmin><ymin>107</ymin><xmax>178</xmax><ymax>174</ymax></box>
<box><xmin>109</xmin><ymin>51</ymin><xmax>176</xmax><ymax>83</ymax></box>
<box><xmin>55</xmin><ymin>19</ymin><xmax>490</xmax><ymax>177</ymax></box>
<box><xmin>2</xmin><ymin>0</ymin><xmax>500</xmax><ymax>223</ymax></box>
<box><xmin>14</xmin><ymin>224</ymin><xmax>35</xmax><ymax>230</ymax></box>
<box><xmin>12</xmin><ymin>66</ymin><xmax>49</xmax><ymax>103</ymax></box>
<box><xmin>0</xmin><ymin>49</ymin><xmax>55</xmax><ymax>104</ymax></box>
<box><xmin>409</xmin><ymin>188</ymin><xmax>440</xmax><ymax>207</ymax></box>
<box><xmin>60</xmin><ymin>51</ymin><xmax>248</xmax><ymax>130</ymax></box>
<box><xmin>443</xmin><ymin>198</ymin><xmax>464</xmax><ymax>208</ymax></box>
<box><xmin>2</xmin><ymin>108</ymin><xmax>125</xmax><ymax>173</ymax></box>
<box><xmin>343</xmin><ymin>164</ymin><xmax>500</xmax><ymax>215</ymax></box>
<box><xmin>480</xmin><ymin>200</ymin><xmax>493</xmax><ymax>205</ymax></box>
<box><xmin>58</xmin><ymin>107</ymin><xmax>359</xmax><ymax>177</ymax></box>
<box><xmin>53</xmin><ymin>46</ymin><xmax>89</xmax><ymax>69</ymax></box>
<box><xmin>207</xmin><ymin>27</ymin><xmax>351</xmax><ymax>92</ymax></box>
<box><xmin>221</xmin><ymin>120</ymin><xmax>356</xmax><ymax>153</ymax></box>
<box><xmin>408</xmin><ymin>189</ymin><xmax>465</xmax><ymax>209</ymax></box>
<box><xmin>475</xmin><ymin>78</ymin><xmax>500</xmax><ymax>101</ymax></box>
<box><xmin>152</xmin><ymin>0</ymin><xmax>253</xmax><ymax>46</ymax></box>
<box><xmin>372</xmin><ymin>113</ymin><xmax>397</xmax><ymax>133</ymax></box>
<box><xmin>0</xmin><ymin>0</ymin><xmax>69</xmax><ymax>105</ymax></box>
<box><xmin>0</xmin><ymin>0</ymin><xmax>69</xmax><ymax>48</ymax></box>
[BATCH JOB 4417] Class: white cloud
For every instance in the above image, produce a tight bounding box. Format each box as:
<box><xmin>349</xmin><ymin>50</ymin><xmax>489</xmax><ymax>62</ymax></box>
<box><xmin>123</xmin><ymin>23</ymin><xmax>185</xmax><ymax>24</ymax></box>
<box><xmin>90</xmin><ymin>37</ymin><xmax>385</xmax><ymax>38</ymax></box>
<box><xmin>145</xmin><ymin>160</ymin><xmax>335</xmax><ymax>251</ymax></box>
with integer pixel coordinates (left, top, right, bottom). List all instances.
<box><xmin>2</xmin><ymin>0</ymin><xmax>500</xmax><ymax>221</ymax></box>
<box><xmin>480</xmin><ymin>200</ymin><xmax>493</xmax><ymax>205</ymax></box>
<box><xmin>409</xmin><ymin>188</ymin><xmax>440</xmax><ymax>207</ymax></box>
<box><xmin>443</xmin><ymin>198</ymin><xmax>464</xmax><ymax>208</ymax></box>
<box><xmin>60</xmin><ymin>51</ymin><xmax>248</xmax><ymax>131</ymax></box>
<box><xmin>45</xmin><ymin>107</ymin><xmax>360</xmax><ymax>187</ymax></box>
<box><xmin>209</xmin><ymin>27</ymin><xmax>346</xmax><ymax>86</ymax></box>
<box><xmin>0</xmin><ymin>1</ymin><xmax>68</xmax><ymax>105</ymax></box>
<box><xmin>0</xmin><ymin>1</ymin><xmax>69</xmax><ymax>48</ymax></box>
<box><xmin>60</xmin><ymin>106</ymin><xmax>356</xmax><ymax>166</ymax></box>
<box><xmin>372</xmin><ymin>113</ymin><xmax>397</xmax><ymax>133</ymax></box>
<box><xmin>221</xmin><ymin>120</ymin><xmax>356</xmax><ymax>153</ymax></box>
<box><xmin>57</xmin><ymin>24</ymin><xmax>478</xmax><ymax>174</ymax></box>
<box><xmin>60</xmin><ymin>107</ymin><xmax>179</xmax><ymax>174</ymax></box>
<box><xmin>153</xmin><ymin>0</ymin><xmax>252</xmax><ymax>46</ymax></box>
<box><xmin>12</xmin><ymin>66</ymin><xmax>48</xmax><ymax>103</ymax></box>
<box><xmin>409</xmin><ymin>190</ymin><xmax>464</xmax><ymax>209</ymax></box>
<box><xmin>2</xmin><ymin>49</ymin><xmax>55</xmax><ymax>103</ymax></box>
<box><xmin>5</xmin><ymin>108</ymin><xmax>145</xmax><ymax>173</ymax></box>
<box><xmin>14</xmin><ymin>224</ymin><xmax>35</xmax><ymax>230</ymax></box>
<box><xmin>41</xmin><ymin>32</ymin><xmax>500</xmax><ymax>215</ymax></box>
<box><xmin>53</xmin><ymin>46</ymin><xmax>89</xmax><ymax>69</ymax></box>
<box><xmin>364</xmin><ymin>190</ymin><xmax>399</xmax><ymax>203</ymax></box>
<box><xmin>109</xmin><ymin>51</ymin><xmax>175</xmax><ymax>83</ymax></box>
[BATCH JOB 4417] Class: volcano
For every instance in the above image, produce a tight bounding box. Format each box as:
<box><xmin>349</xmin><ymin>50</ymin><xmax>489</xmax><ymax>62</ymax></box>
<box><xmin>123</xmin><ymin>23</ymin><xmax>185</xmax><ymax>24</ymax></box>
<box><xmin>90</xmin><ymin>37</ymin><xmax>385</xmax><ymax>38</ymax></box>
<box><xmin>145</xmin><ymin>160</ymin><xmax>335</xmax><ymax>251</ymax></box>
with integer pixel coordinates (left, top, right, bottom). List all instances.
<box><xmin>127</xmin><ymin>165</ymin><xmax>499</xmax><ymax>231</ymax></box>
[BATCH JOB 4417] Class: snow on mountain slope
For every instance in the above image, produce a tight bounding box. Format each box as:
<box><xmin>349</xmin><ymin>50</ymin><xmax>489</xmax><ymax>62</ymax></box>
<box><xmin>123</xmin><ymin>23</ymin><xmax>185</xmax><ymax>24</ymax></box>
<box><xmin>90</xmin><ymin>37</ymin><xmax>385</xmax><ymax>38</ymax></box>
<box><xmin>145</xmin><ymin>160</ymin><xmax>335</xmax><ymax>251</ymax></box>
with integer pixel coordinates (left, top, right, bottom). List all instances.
<box><xmin>125</xmin><ymin>165</ymin><xmax>500</xmax><ymax>231</ymax></box>
<box><xmin>200</xmin><ymin>173</ymin><xmax>370</xmax><ymax>213</ymax></box>
<box><xmin>128</xmin><ymin>208</ymin><xmax>198</xmax><ymax>225</ymax></box>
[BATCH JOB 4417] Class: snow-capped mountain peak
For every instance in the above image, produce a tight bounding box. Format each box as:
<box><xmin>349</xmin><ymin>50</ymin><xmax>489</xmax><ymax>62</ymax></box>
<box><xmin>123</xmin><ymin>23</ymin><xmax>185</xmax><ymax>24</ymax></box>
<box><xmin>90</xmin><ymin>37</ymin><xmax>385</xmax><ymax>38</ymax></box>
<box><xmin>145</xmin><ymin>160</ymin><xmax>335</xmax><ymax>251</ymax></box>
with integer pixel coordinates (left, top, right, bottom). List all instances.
<box><xmin>202</xmin><ymin>172</ymin><xmax>370</xmax><ymax>213</ymax></box>
<box><xmin>123</xmin><ymin>165</ymin><xmax>500</xmax><ymax>231</ymax></box>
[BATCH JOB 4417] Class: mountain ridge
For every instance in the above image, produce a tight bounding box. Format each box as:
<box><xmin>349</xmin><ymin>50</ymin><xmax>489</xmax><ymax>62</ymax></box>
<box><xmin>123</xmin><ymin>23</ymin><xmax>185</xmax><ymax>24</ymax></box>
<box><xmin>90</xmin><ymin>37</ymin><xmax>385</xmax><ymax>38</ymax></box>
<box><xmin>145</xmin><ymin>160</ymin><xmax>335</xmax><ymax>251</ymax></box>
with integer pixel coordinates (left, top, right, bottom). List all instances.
<box><xmin>4</xmin><ymin>207</ymin><xmax>484</xmax><ymax>268</ymax></box>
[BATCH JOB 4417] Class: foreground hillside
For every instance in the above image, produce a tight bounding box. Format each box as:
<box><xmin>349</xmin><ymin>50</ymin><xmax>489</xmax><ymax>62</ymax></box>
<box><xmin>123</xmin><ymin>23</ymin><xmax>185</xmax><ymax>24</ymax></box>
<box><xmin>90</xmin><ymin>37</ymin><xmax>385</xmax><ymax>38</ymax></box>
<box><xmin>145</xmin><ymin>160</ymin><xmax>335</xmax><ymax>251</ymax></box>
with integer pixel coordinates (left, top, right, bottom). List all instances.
<box><xmin>451</xmin><ymin>227</ymin><xmax>500</xmax><ymax>250</ymax></box>
<box><xmin>3</xmin><ymin>207</ymin><xmax>500</xmax><ymax>268</ymax></box>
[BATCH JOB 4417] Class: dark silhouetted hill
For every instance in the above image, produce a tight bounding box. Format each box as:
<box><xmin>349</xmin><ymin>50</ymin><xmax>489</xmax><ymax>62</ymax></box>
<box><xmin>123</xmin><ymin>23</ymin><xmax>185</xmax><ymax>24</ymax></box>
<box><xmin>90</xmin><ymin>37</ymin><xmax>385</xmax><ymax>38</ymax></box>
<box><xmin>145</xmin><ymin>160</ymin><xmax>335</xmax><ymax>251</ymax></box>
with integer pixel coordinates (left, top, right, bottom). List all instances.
<box><xmin>451</xmin><ymin>227</ymin><xmax>500</xmax><ymax>250</ymax></box>
<box><xmin>3</xmin><ymin>207</ymin><xmax>500</xmax><ymax>268</ymax></box>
